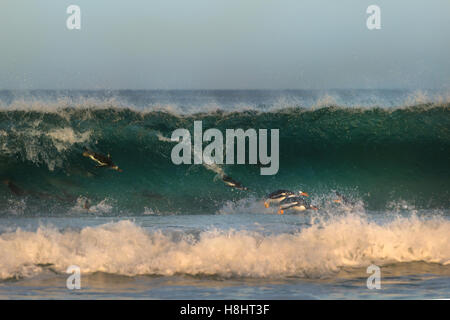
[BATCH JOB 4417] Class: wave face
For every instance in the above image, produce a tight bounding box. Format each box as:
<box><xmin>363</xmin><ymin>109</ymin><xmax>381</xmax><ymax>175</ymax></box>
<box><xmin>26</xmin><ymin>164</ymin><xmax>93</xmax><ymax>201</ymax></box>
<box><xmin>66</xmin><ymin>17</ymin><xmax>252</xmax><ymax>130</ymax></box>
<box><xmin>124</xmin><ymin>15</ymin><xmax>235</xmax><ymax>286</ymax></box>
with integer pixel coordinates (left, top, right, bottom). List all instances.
<box><xmin>1</xmin><ymin>215</ymin><xmax>449</xmax><ymax>280</ymax></box>
<box><xmin>0</xmin><ymin>101</ymin><xmax>449</xmax><ymax>215</ymax></box>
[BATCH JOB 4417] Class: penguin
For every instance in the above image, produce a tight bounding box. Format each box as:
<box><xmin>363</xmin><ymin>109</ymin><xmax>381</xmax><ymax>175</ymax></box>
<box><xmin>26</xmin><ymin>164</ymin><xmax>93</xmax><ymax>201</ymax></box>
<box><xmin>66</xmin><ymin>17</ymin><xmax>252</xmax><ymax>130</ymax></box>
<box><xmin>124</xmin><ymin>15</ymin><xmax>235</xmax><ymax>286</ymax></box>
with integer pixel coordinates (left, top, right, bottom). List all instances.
<box><xmin>221</xmin><ymin>175</ymin><xmax>248</xmax><ymax>191</ymax></box>
<box><xmin>264</xmin><ymin>189</ymin><xmax>309</xmax><ymax>208</ymax></box>
<box><xmin>277</xmin><ymin>196</ymin><xmax>318</xmax><ymax>214</ymax></box>
<box><xmin>2</xmin><ymin>179</ymin><xmax>26</xmax><ymax>196</ymax></box>
<box><xmin>83</xmin><ymin>199</ymin><xmax>91</xmax><ymax>211</ymax></box>
<box><xmin>82</xmin><ymin>149</ymin><xmax>123</xmax><ymax>172</ymax></box>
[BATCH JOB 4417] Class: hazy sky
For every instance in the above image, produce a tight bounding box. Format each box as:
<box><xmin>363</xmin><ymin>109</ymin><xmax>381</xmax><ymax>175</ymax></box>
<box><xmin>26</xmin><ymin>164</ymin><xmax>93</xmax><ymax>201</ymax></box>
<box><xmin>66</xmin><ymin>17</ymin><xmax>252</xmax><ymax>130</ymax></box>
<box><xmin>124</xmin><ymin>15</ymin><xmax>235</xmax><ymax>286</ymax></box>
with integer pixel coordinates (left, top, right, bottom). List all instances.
<box><xmin>1</xmin><ymin>0</ymin><xmax>449</xmax><ymax>89</ymax></box>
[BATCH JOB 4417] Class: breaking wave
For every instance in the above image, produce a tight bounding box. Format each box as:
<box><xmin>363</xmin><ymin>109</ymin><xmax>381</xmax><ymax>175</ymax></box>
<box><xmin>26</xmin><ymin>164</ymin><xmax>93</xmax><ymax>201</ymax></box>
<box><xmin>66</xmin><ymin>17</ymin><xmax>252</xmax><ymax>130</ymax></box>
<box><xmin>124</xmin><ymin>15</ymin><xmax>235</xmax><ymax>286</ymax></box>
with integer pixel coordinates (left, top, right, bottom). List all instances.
<box><xmin>0</xmin><ymin>101</ymin><xmax>449</xmax><ymax>214</ymax></box>
<box><xmin>0</xmin><ymin>214</ymin><xmax>449</xmax><ymax>280</ymax></box>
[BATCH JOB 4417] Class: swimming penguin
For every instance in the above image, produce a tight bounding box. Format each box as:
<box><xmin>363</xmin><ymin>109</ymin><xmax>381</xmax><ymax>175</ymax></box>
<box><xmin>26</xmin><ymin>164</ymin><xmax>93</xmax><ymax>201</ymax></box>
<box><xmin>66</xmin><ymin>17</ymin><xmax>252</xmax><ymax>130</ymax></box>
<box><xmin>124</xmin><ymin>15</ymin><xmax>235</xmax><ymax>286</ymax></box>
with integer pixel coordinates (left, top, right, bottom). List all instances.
<box><xmin>82</xmin><ymin>149</ymin><xmax>123</xmax><ymax>172</ymax></box>
<box><xmin>221</xmin><ymin>175</ymin><xmax>248</xmax><ymax>191</ymax></box>
<box><xmin>83</xmin><ymin>199</ymin><xmax>91</xmax><ymax>211</ymax></box>
<box><xmin>264</xmin><ymin>189</ymin><xmax>309</xmax><ymax>208</ymax></box>
<box><xmin>2</xmin><ymin>180</ymin><xmax>26</xmax><ymax>196</ymax></box>
<box><xmin>277</xmin><ymin>196</ymin><xmax>318</xmax><ymax>214</ymax></box>
<box><xmin>2</xmin><ymin>179</ymin><xmax>74</xmax><ymax>202</ymax></box>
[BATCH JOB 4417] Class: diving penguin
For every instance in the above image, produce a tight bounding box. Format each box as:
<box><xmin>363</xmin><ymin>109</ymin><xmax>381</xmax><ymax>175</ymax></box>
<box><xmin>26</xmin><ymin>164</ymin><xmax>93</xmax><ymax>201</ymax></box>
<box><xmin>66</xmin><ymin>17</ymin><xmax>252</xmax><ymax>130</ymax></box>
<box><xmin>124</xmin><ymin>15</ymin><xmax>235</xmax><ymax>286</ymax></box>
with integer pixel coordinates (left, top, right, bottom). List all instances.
<box><xmin>264</xmin><ymin>189</ymin><xmax>309</xmax><ymax>208</ymax></box>
<box><xmin>2</xmin><ymin>179</ymin><xmax>26</xmax><ymax>196</ymax></box>
<box><xmin>221</xmin><ymin>175</ymin><xmax>249</xmax><ymax>191</ymax></box>
<box><xmin>277</xmin><ymin>196</ymin><xmax>318</xmax><ymax>214</ymax></box>
<box><xmin>82</xmin><ymin>149</ymin><xmax>123</xmax><ymax>172</ymax></box>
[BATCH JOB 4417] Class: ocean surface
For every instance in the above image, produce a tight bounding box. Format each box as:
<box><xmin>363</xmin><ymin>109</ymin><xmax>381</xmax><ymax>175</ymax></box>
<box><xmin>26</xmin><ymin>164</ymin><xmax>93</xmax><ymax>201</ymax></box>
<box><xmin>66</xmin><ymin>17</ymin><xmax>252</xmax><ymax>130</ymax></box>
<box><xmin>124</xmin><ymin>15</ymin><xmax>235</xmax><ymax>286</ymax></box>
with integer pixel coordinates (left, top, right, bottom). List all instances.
<box><xmin>0</xmin><ymin>89</ymin><xmax>449</xmax><ymax>299</ymax></box>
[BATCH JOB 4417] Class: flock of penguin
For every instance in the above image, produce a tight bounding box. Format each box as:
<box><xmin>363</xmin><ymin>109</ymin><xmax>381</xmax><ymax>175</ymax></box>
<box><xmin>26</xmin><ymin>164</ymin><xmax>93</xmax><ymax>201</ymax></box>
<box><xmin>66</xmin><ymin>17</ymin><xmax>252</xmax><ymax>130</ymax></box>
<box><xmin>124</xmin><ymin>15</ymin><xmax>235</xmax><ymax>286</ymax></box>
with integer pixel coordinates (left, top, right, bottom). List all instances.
<box><xmin>221</xmin><ymin>174</ymin><xmax>317</xmax><ymax>214</ymax></box>
<box><xmin>83</xmin><ymin>149</ymin><xmax>350</xmax><ymax>215</ymax></box>
<box><xmin>264</xmin><ymin>190</ymin><xmax>317</xmax><ymax>214</ymax></box>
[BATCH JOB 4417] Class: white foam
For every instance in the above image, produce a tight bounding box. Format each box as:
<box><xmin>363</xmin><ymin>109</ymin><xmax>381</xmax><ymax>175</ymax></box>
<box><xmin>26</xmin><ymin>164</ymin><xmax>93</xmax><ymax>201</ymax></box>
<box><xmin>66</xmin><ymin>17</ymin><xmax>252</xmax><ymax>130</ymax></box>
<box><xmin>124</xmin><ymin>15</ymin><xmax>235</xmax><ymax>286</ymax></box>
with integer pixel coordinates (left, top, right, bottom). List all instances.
<box><xmin>156</xmin><ymin>132</ymin><xmax>173</xmax><ymax>142</ymax></box>
<box><xmin>143</xmin><ymin>207</ymin><xmax>156</xmax><ymax>215</ymax></box>
<box><xmin>0</xmin><ymin>214</ymin><xmax>449</xmax><ymax>280</ymax></box>
<box><xmin>0</xmin><ymin>124</ymin><xmax>91</xmax><ymax>171</ymax></box>
<box><xmin>70</xmin><ymin>197</ymin><xmax>114</xmax><ymax>215</ymax></box>
<box><xmin>46</xmin><ymin>128</ymin><xmax>91</xmax><ymax>152</ymax></box>
<box><xmin>218</xmin><ymin>196</ymin><xmax>277</xmax><ymax>215</ymax></box>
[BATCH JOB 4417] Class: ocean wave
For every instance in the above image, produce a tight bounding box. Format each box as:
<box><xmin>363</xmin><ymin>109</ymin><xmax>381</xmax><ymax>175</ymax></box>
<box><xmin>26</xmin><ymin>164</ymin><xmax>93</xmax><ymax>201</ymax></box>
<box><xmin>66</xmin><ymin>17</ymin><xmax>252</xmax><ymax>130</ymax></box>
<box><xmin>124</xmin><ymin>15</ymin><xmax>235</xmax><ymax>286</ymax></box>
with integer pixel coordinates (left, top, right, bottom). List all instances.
<box><xmin>0</xmin><ymin>214</ymin><xmax>449</xmax><ymax>280</ymax></box>
<box><xmin>0</xmin><ymin>103</ymin><xmax>449</xmax><ymax>213</ymax></box>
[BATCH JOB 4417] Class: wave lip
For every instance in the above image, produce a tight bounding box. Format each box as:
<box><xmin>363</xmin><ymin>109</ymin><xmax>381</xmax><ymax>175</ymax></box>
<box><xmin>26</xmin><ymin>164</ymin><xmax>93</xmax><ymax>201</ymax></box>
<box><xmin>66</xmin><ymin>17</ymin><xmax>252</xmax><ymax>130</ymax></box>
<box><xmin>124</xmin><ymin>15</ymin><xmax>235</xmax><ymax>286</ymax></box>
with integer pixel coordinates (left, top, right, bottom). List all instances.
<box><xmin>1</xmin><ymin>214</ymin><xmax>449</xmax><ymax>280</ymax></box>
